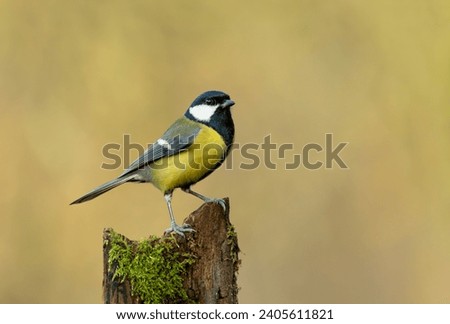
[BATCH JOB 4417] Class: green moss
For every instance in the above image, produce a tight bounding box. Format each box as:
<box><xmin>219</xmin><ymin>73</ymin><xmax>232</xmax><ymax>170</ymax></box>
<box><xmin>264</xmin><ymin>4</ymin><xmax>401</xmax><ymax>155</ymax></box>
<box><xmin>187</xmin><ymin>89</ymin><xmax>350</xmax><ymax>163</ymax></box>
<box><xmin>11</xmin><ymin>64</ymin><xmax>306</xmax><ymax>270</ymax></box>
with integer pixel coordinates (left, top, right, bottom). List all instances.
<box><xmin>108</xmin><ymin>230</ymin><xmax>195</xmax><ymax>304</ymax></box>
<box><xmin>226</xmin><ymin>224</ymin><xmax>240</xmax><ymax>264</ymax></box>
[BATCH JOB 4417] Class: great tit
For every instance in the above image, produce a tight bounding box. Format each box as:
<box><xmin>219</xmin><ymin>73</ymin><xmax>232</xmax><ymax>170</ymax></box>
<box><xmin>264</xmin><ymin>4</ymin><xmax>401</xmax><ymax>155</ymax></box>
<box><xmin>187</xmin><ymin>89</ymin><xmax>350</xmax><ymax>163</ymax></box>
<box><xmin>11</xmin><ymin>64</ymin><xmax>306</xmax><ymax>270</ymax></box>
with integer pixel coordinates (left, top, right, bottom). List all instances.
<box><xmin>71</xmin><ymin>90</ymin><xmax>235</xmax><ymax>235</ymax></box>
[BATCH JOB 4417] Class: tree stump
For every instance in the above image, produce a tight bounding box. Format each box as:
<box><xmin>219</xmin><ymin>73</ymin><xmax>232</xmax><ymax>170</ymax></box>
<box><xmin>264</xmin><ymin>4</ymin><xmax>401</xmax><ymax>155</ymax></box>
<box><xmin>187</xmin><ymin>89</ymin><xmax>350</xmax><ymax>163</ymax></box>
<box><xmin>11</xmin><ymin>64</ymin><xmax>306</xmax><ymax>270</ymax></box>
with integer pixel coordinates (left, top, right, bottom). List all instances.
<box><xmin>103</xmin><ymin>198</ymin><xmax>240</xmax><ymax>304</ymax></box>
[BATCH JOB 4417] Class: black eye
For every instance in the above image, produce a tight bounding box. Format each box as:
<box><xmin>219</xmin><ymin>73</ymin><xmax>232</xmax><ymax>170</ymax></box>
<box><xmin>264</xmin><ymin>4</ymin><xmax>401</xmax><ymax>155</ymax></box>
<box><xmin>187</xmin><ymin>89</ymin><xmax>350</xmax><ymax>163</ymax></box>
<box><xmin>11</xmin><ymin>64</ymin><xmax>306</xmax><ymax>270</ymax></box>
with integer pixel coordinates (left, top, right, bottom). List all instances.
<box><xmin>205</xmin><ymin>98</ymin><xmax>216</xmax><ymax>105</ymax></box>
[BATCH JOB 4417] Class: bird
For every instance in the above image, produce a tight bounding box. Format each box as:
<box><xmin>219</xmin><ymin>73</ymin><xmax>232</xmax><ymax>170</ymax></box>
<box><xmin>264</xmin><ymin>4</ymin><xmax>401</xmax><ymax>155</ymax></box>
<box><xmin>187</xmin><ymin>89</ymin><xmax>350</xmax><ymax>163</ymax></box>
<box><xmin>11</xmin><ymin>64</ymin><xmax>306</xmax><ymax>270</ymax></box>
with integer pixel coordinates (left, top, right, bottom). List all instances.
<box><xmin>71</xmin><ymin>90</ymin><xmax>235</xmax><ymax>235</ymax></box>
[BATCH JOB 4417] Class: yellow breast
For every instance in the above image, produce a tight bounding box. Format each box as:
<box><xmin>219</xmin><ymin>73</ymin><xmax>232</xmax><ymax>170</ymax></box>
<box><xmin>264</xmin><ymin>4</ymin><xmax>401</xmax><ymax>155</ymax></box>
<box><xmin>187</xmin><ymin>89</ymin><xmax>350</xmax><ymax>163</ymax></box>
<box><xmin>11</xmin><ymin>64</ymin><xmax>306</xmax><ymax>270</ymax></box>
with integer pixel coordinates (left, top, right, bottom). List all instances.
<box><xmin>149</xmin><ymin>124</ymin><xmax>227</xmax><ymax>193</ymax></box>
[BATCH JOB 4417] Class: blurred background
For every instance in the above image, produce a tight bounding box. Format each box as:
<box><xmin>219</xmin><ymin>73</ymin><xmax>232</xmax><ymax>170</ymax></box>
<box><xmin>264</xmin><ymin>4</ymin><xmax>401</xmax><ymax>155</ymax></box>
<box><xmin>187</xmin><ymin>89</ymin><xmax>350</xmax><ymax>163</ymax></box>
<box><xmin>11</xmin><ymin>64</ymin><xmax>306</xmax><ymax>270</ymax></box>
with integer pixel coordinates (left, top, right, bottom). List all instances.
<box><xmin>1</xmin><ymin>0</ymin><xmax>449</xmax><ymax>303</ymax></box>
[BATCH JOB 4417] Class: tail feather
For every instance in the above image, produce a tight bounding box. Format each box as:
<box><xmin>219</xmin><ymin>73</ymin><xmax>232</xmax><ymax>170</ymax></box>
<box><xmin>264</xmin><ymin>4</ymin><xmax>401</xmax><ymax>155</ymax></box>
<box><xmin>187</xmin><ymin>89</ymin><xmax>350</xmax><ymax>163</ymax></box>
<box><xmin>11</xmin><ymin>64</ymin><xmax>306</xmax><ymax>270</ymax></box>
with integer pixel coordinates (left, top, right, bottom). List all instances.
<box><xmin>70</xmin><ymin>174</ymin><xmax>136</xmax><ymax>205</ymax></box>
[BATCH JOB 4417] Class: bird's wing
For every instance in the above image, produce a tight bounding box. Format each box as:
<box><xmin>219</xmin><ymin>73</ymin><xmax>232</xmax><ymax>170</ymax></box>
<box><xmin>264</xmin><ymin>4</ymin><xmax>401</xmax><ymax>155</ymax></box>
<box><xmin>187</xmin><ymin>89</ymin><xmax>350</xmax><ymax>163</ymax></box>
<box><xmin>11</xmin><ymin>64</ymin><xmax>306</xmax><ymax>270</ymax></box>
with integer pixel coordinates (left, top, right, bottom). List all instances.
<box><xmin>119</xmin><ymin>117</ymin><xmax>201</xmax><ymax>177</ymax></box>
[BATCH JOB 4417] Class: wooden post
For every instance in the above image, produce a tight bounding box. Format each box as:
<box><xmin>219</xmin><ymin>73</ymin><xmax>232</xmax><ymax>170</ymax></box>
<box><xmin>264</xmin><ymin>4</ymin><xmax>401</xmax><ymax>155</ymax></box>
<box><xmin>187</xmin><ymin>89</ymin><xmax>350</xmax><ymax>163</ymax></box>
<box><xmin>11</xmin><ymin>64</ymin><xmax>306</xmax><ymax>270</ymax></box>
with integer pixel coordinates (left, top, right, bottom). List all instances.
<box><xmin>103</xmin><ymin>199</ymin><xmax>240</xmax><ymax>304</ymax></box>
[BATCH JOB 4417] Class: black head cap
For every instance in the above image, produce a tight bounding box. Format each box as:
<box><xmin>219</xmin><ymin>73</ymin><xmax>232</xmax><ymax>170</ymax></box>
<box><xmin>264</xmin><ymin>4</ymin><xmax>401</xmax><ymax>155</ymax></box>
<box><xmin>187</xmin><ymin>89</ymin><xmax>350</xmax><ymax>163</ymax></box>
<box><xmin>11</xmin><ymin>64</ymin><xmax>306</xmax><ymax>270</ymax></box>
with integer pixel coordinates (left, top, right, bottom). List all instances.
<box><xmin>189</xmin><ymin>90</ymin><xmax>235</xmax><ymax>108</ymax></box>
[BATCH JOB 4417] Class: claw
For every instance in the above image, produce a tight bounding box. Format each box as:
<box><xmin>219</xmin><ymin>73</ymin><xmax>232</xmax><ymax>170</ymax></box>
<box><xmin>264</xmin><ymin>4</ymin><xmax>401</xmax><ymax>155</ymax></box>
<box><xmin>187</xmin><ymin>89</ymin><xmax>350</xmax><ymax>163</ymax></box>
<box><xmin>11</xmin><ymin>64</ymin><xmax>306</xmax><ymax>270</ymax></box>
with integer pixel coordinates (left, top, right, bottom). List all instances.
<box><xmin>204</xmin><ymin>198</ymin><xmax>227</xmax><ymax>211</ymax></box>
<box><xmin>165</xmin><ymin>223</ymin><xmax>195</xmax><ymax>236</ymax></box>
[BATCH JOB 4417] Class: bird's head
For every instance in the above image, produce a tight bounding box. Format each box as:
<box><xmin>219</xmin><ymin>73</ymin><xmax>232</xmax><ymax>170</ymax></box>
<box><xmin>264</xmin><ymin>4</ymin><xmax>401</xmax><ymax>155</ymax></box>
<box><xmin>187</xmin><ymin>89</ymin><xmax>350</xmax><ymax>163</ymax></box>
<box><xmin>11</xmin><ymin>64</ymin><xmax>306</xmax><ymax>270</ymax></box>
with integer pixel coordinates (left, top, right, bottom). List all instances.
<box><xmin>185</xmin><ymin>90</ymin><xmax>235</xmax><ymax>123</ymax></box>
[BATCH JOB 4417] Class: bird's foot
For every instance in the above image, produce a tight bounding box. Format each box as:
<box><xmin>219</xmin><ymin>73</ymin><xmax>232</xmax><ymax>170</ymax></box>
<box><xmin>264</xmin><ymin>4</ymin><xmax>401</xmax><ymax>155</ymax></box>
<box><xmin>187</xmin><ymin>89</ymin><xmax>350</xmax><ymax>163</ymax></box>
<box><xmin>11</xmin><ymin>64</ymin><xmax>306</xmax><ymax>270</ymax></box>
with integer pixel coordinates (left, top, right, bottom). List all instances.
<box><xmin>203</xmin><ymin>197</ymin><xmax>227</xmax><ymax>211</ymax></box>
<box><xmin>181</xmin><ymin>188</ymin><xmax>227</xmax><ymax>211</ymax></box>
<box><xmin>165</xmin><ymin>222</ymin><xmax>195</xmax><ymax>237</ymax></box>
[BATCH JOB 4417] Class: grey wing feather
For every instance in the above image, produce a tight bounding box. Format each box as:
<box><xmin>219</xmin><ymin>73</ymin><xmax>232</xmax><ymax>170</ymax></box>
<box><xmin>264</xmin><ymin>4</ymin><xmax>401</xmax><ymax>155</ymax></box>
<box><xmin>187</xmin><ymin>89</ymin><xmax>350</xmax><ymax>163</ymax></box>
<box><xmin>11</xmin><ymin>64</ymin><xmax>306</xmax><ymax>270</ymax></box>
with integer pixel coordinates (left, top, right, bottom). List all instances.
<box><xmin>120</xmin><ymin>119</ymin><xmax>201</xmax><ymax>177</ymax></box>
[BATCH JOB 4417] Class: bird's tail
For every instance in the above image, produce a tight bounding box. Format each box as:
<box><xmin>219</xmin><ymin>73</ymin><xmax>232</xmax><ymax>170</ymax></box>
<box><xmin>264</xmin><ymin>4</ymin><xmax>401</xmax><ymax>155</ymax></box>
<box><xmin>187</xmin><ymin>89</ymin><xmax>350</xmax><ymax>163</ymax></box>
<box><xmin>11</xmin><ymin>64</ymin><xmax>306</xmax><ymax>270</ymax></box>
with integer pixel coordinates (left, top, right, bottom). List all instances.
<box><xmin>70</xmin><ymin>174</ymin><xmax>136</xmax><ymax>205</ymax></box>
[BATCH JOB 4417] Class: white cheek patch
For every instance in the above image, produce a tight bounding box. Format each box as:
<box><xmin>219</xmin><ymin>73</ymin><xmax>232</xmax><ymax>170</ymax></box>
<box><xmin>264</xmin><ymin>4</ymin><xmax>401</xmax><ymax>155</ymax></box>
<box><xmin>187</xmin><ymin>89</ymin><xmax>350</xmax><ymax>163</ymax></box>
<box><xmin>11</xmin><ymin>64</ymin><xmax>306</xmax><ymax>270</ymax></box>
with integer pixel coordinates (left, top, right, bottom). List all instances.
<box><xmin>189</xmin><ymin>104</ymin><xmax>219</xmax><ymax>122</ymax></box>
<box><xmin>157</xmin><ymin>138</ymin><xmax>172</xmax><ymax>150</ymax></box>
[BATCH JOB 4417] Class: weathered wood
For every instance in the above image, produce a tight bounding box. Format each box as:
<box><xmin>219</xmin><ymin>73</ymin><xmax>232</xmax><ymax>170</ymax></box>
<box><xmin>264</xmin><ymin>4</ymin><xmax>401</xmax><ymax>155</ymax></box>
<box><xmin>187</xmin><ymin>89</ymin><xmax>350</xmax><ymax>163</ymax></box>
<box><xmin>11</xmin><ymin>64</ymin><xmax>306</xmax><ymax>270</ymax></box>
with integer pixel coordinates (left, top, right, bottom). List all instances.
<box><xmin>103</xmin><ymin>198</ymin><xmax>240</xmax><ymax>304</ymax></box>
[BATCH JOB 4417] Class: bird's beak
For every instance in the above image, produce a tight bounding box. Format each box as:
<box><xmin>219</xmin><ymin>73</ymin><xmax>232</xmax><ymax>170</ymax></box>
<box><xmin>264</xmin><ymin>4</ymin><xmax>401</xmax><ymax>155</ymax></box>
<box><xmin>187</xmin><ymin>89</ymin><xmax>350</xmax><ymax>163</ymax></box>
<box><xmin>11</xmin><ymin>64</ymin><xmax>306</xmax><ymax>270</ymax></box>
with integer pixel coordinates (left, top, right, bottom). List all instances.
<box><xmin>222</xmin><ymin>99</ymin><xmax>235</xmax><ymax>108</ymax></box>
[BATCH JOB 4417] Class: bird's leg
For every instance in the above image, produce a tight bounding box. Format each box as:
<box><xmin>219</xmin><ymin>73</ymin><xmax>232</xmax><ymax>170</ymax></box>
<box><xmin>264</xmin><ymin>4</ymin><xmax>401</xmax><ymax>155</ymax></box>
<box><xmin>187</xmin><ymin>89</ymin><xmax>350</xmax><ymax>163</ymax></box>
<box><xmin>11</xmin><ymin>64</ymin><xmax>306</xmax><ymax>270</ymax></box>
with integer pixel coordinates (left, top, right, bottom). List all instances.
<box><xmin>182</xmin><ymin>187</ymin><xmax>227</xmax><ymax>211</ymax></box>
<box><xmin>164</xmin><ymin>191</ymin><xmax>194</xmax><ymax>236</ymax></box>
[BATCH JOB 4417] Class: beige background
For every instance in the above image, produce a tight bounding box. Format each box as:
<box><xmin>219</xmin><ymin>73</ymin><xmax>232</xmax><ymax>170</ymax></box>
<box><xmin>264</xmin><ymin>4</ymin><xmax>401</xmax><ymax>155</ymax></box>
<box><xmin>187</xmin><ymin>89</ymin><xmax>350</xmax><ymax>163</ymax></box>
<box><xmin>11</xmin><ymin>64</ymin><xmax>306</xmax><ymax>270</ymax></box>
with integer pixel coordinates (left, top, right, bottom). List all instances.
<box><xmin>1</xmin><ymin>0</ymin><xmax>449</xmax><ymax>303</ymax></box>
